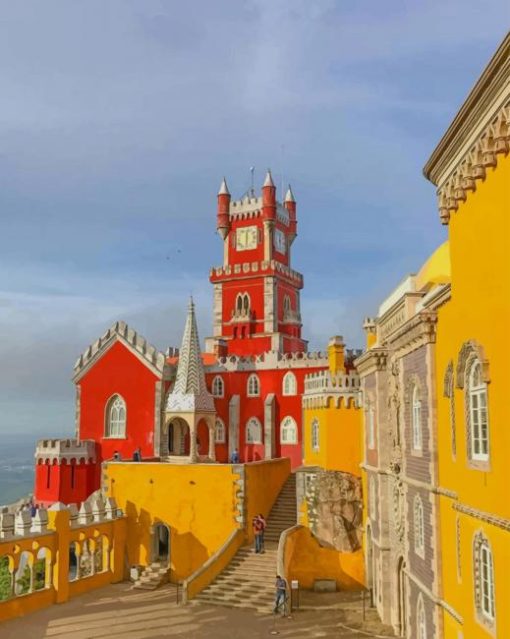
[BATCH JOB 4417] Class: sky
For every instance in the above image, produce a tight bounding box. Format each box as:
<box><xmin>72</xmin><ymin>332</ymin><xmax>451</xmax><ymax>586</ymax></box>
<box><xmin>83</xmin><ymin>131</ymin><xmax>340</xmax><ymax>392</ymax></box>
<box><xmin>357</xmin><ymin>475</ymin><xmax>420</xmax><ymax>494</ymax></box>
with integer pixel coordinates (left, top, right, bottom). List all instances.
<box><xmin>0</xmin><ymin>1</ymin><xmax>508</xmax><ymax>438</ymax></box>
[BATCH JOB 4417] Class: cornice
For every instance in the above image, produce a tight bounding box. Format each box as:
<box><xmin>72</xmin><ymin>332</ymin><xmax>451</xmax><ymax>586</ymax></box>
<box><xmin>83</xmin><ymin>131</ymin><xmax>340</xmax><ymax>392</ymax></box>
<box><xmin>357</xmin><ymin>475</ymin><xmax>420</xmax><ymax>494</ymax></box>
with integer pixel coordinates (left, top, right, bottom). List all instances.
<box><xmin>387</xmin><ymin>311</ymin><xmax>438</xmax><ymax>353</ymax></box>
<box><xmin>423</xmin><ymin>32</ymin><xmax>510</xmax><ymax>224</ymax></box>
<box><xmin>454</xmin><ymin>502</ymin><xmax>510</xmax><ymax>533</ymax></box>
<box><xmin>354</xmin><ymin>348</ymin><xmax>388</xmax><ymax>376</ymax></box>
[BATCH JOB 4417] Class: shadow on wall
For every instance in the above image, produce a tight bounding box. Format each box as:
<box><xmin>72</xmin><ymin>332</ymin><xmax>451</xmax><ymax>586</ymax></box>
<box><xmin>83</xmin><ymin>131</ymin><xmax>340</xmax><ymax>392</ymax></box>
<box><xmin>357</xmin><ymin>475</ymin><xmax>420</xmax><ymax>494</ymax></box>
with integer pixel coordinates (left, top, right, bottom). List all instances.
<box><xmin>124</xmin><ymin>502</ymin><xmax>208</xmax><ymax>582</ymax></box>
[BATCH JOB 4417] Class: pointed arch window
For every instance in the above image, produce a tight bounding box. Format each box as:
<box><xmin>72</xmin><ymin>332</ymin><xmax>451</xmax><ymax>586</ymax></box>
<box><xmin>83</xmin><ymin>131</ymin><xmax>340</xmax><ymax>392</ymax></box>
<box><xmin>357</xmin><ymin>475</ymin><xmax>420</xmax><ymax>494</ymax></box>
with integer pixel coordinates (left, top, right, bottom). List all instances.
<box><xmin>247</xmin><ymin>374</ymin><xmax>260</xmax><ymax>397</ymax></box>
<box><xmin>105</xmin><ymin>395</ymin><xmax>126</xmax><ymax>438</ymax></box>
<box><xmin>212</xmin><ymin>376</ymin><xmax>224</xmax><ymax>398</ymax></box>
<box><xmin>474</xmin><ymin>533</ymin><xmax>495</xmax><ymax>623</ymax></box>
<box><xmin>246</xmin><ymin>417</ymin><xmax>262</xmax><ymax>444</ymax></box>
<box><xmin>280</xmin><ymin>416</ymin><xmax>297</xmax><ymax>444</ymax></box>
<box><xmin>414</xmin><ymin>495</ymin><xmax>425</xmax><ymax>558</ymax></box>
<box><xmin>468</xmin><ymin>360</ymin><xmax>489</xmax><ymax>462</ymax></box>
<box><xmin>311</xmin><ymin>418</ymin><xmax>320</xmax><ymax>451</ymax></box>
<box><xmin>282</xmin><ymin>372</ymin><xmax>297</xmax><ymax>396</ymax></box>
<box><xmin>412</xmin><ymin>386</ymin><xmax>422</xmax><ymax>451</ymax></box>
<box><xmin>215</xmin><ymin>418</ymin><xmax>226</xmax><ymax>444</ymax></box>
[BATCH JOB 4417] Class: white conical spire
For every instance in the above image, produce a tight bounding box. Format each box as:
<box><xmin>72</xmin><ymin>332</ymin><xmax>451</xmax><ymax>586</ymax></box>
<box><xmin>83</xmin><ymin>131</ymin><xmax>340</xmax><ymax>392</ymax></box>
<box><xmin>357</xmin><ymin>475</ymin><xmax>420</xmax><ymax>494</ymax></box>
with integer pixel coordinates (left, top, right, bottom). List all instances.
<box><xmin>166</xmin><ymin>298</ymin><xmax>215</xmax><ymax>412</ymax></box>
<box><xmin>218</xmin><ymin>177</ymin><xmax>230</xmax><ymax>196</ymax></box>
<box><xmin>263</xmin><ymin>169</ymin><xmax>275</xmax><ymax>187</ymax></box>
<box><xmin>284</xmin><ymin>184</ymin><xmax>295</xmax><ymax>203</ymax></box>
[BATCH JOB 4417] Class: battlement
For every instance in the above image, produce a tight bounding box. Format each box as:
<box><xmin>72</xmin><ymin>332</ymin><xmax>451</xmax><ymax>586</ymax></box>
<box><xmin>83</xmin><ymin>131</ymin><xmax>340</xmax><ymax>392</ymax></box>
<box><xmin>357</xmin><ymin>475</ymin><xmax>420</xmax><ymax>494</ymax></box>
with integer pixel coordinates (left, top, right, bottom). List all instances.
<box><xmin>210</xmin><ymin>259</ymin><xmax>303</xmax><ymax>285</ymax></box>
<box><xmin>73</xmin><ymin>320</ymin><xmax>166</xmax><ymax>379</ymax></box>
<box><xmin>228</xmin><ymin>195</ymin><xmax>290</xmax><ymax>225</ymax></box>
<box><xmin>35</xmin><ymin>438</ymin><xmax>96</xmax><ymax>464</ymax></box>
<box><xmin>206</xmin><ymin>349</ymin><xmax>329</xmax><ymax>372</ymax></box>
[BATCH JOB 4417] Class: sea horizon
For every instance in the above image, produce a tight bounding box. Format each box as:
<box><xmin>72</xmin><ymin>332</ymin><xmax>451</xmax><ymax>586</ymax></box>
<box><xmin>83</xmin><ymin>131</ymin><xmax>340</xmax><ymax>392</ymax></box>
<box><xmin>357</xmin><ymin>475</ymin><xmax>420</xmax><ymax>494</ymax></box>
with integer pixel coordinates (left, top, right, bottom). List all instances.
<box><xmin>0</xmin><ymin>434</ymin><xmax>40</xmax><ymax>506</ymax></box>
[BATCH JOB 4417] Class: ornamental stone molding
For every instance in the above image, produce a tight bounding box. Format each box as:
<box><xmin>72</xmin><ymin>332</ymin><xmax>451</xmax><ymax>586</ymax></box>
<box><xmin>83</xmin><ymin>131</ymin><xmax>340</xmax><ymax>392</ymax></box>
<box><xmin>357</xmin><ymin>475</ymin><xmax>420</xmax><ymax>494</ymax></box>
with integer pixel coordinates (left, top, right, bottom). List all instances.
<box><xmin>424</xmin><ymin>34</ymin><xmax>510</xmax><ymax>224</ymax></box>
<box><xmin>354</xmin><ymin>348</ymin><xmax>388</xmax><ymax>376</ymax></box>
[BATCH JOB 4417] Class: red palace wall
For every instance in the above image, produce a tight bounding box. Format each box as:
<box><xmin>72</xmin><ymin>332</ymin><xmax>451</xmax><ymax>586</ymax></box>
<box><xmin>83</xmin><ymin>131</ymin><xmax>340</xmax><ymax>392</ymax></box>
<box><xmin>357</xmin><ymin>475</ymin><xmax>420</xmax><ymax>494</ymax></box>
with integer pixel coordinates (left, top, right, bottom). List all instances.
<box><xmin>35</xmin><ymin>459</ymin><xmax>98</xmax><ymax>507</ymax></box>
<box><xmin>78</xmin><ymin>341</ymin><xmax>160</xmax><ymax>462</ymax></box>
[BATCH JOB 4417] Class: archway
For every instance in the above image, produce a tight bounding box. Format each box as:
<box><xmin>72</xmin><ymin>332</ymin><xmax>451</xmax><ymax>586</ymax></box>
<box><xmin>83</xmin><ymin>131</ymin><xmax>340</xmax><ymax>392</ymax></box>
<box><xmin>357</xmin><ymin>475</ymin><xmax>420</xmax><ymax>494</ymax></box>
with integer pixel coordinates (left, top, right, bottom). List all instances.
<box><xmin>196</xmin><ymin>419</ymin><xmax>210</xmax><ymax>457</ymax></box>
<box><xmin>153</xmin><ymin>523</ymin><xmax>170</xmax><ymax>564</ymax></box>
<box><xmin>397</xmin><ymin>557</ymin><xmax>407</xmax><ymax>636</ymax></box>
<box><xmin>165</xmin><ymin>418</ymin><xmax>190</xmax><ymax>456</ymax></box>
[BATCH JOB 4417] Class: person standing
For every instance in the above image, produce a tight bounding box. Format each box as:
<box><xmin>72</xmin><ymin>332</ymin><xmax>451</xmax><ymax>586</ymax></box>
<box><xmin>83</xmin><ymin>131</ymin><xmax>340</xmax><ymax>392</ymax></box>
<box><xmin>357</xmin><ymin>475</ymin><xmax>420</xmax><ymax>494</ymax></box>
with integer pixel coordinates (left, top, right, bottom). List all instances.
<box><xmin>257</xmin><ymin>513</ymin><xmax>267</xmax><ymax>553</ymax></box>
<box><xmin>253</xmin><ymin>515</ymin><xmax>264</xmax><ymax>553</ymax></box>
<box><xmin>273</xmin><ymin>575</ymin><xmax>288</xmax><ymax>616</ymax></box>
<box><xmin>133</xmin><ymin>448</ymin><xmax>142</xmax><ymax>462</ymax></box>
<box><xmin>230</xmin><ymin>448</ymin><xmax>239</xmax><ymax>464</ymax></box>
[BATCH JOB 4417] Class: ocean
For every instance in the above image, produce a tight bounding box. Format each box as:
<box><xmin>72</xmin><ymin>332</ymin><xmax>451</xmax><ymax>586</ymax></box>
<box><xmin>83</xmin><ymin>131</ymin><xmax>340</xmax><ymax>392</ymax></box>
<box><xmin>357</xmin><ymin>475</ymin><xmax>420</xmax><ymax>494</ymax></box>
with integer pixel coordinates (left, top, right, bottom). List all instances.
<box><xmin>0</xmin><ymin>437</ymin><xmax>36</xmax><ymax>507</ymax></box>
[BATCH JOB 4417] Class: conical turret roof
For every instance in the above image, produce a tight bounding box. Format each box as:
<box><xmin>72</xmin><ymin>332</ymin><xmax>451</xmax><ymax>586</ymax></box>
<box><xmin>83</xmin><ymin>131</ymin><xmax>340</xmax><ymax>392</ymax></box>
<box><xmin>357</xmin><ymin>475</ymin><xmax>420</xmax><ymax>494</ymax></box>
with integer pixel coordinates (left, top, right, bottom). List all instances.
<box><xmin>166</xmin><ymin>299</ymin><xmax>215</xmax><ymax>413</ymax></box>
<box><xmin>285</xmin><ymin>184</ymin><xmax>295</xmax><ymax>203</ymax></box>
<box><xmin>218</xmin><ymin>177</ymin><xmax>230</xmax><ymax>196</ymax></box>
<box><xmin>263</xmin><ymin>169</ymin><xmax>275</xmax><ymax>187</ymax></box>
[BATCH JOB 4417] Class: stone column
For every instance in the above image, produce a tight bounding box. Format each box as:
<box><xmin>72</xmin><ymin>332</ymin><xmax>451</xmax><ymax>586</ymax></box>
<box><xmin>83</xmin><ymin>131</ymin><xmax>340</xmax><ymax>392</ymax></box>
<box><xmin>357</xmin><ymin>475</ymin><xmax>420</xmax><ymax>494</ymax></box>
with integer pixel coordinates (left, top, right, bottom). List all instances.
<box><xmin>208</xmin><ymin>420</ymin><xmax>216</xmax><ymax>462</ymax></box>
<box><xmin>189</xmin><ymin>418</ymin><xmax>198</xmax><ymax>463</ymax></box>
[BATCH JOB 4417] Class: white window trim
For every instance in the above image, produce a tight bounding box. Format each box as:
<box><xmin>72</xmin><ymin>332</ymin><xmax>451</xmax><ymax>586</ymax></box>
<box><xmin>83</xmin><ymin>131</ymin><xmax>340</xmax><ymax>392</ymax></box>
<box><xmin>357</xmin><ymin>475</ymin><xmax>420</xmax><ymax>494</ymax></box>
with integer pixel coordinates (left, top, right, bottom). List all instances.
<box><xmin>212</xmin><ymin>375</ymin><xmax>224</xmax><ymax>398</ymax></box>
<box><xmin>247</xmin><ymin>374</ymin><xmax>260</xmax><ymax>397</ymax></box>
<box><xmin>280</xmin><ymin>416</ymin><xmax>298</xmax><ymax>445</ymax></box>
<box><xmin>478</xmin><ymin>539</ymin><xmax>495</xmax><ymax>622</ymax></box>
<box><xmin>104</xmin><ymin>394</ymin><xmax>127</xmax><ymax>439</ymax></box>
<box><xmin>414</xmin><ymin>495</ymin><xmax>425</xmax><ymax>558</ymax></box>
<box><xmin>215</xmin><ymin>418</ymin><xmax>226</xmax><ymax>444</ymax></box>
<box><xmin>412</xmin><ymin>386</ymin><xmax>422</xmax><ymax>451</ymax></box>
<box><xmin>311</xmin><ymin>419</ymin><xmax>320</xmax><ymax>452</ymax></box>
<box><xmin>468</xmin><ymin>362</ymin><xmax>489</xmax><ymax>462</ymax></box>
<box><xmin>282</xmin><ymin>372</ymin><xmax>297</xmax><ymax>396</ymax></box>
<box><xmin>246</xmin><ymin>418</ymin><xmax>262</xmax><ymax>444</ymax></box>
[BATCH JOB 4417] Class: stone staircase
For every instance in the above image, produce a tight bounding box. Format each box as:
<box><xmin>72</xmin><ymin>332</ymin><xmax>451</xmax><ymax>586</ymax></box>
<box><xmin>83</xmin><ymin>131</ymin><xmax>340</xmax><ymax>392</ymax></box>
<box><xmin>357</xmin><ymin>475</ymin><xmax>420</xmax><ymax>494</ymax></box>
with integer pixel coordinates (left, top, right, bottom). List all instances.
<box><xmin>195</xmin><ymin>473</ymin><xmax>297</xmax><ymax>612</ymax></box>
<box><xmin>133</xmin><ymin>560</ymin><xmax>169</xmax><ymax>591</ymax></box>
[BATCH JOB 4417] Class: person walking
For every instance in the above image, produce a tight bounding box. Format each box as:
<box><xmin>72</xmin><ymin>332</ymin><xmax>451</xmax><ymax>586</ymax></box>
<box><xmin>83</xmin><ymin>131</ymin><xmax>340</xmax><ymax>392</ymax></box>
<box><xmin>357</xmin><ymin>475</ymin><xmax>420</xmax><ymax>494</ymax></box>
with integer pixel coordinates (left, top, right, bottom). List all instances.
<box><xmin>257</xmin><ymin>513</ymin><xmax>267</xmax><ymax>553</ymax></box>
<box><xmin>253</xmin><ymin>515</ymin><xmax>264</xmax><ymax>553</ymax></box>
<box><xmin>273</xmin><ymin>574</ymin><xmax>288</xmax><ymax>616</ymax></box>
<box><xmin>230</xmin><ymin>448</ymin><xmax>239</xmax><ymax>464</ymax></box>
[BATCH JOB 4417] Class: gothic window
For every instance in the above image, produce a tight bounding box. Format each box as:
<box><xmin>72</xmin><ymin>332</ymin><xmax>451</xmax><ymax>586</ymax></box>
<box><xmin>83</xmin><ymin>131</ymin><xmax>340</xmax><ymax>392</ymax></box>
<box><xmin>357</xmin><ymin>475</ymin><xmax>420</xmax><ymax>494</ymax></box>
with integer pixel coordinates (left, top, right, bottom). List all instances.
<box><xmin>474</xmin><ymin>533</ymin><xmax>495</xmax><ymax>623</ymax></box>
<box><xmin>311</xmin><ymin>418</ymin><xmax>320</xmax><ymax>451</ymax></box>
<box><xmin>246</xmin><ymin>417</ymin><xmax>262</xmax><ymax>444</ymax></box>
<box><xmin>280</xmin><ymin>416</ymin><xmax>297</xmax><ymax>444</ymax></box>
<box><xmin>105</xmin><ymin>395</ymin><xmax>126</xmax><ymax>438</ymax></box>
<box><xmin>444</xmin><ymin>363</ymin><xmax>456</xmax><ymax>457</ymax></box>
<box><xmin>282</xmin><ymin>372</ymin><xmax>297</xmax><ymax>396</ymax></box>
<box><xmin>235</xmin><ymin>293</ymin><xmax>250</xmax><ymax>317</ymax></box>
<box><xmin>417</xmin><ymin>597</ymin><xmax>426</xmax><ymax>639</ymax></box>
<box><xmin>247</xmin><ymin>374</ymin><xmax>260</xmax><ymax>397</ymax></box>
<box><xmin>414</xmin><ymin>495</ymin><xmax>425</xmax><ymax>558</ymax></box>
<box><xmin>212</xmin><ymin>375</ymin><xmax>224</xmax><ymax>398</ymax></box>
<box><xmin>215</xmin><ymin>419</ymin><xmax>226</xmax><ymax>444</ymax></box>
<box><xmin>412</xmin><ymin>386</ymin><xmax>422</xmax><ymax>451</ymax></box>
<box><xmin>283</xmin><ymin>295</ymin><xmax>291</xmax><ymax>317</ymax></box>
<box><xmin>468</xmin><ymin>360</ymin><xmax>489</xmax><ymax>462</ymax></box>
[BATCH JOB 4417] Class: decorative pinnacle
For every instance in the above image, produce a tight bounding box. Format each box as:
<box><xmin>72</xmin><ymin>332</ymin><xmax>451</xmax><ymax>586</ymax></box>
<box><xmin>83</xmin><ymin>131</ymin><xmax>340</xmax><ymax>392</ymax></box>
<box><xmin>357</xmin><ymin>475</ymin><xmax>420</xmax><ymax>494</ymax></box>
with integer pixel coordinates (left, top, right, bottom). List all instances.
<box><xmin>218</xmin><ymin>177</ymin><xmax>230</xmax><ymax>196</ymax></box>
<box><xmin>263</xmin><ymin>169</ymin><xmax>275</xmax><ymax>188</ymax></box>
<box><xmin>284</xmin><ymin>184</ymin><xmax>295</xmax><ymax>203</ymax></box>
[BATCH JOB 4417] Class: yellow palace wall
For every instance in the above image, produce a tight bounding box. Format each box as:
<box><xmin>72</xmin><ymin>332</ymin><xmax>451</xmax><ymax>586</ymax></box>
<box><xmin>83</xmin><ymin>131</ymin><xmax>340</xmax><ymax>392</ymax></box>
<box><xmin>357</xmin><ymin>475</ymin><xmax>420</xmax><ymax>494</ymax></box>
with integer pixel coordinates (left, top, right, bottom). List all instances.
<box><xmin>435</xmin><ymin>152</ymin><xmax>510</xmax><ymax>638</ymax></box>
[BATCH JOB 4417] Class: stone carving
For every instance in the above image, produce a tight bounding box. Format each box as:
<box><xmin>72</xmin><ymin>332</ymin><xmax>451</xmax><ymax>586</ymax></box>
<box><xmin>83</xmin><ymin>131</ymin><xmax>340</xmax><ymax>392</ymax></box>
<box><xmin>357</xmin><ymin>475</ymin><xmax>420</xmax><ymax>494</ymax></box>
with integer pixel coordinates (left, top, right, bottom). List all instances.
<box><xmin>304</xmin><ymin>470</ymin><xmax>363</xmax><ymax>552</ymax></box>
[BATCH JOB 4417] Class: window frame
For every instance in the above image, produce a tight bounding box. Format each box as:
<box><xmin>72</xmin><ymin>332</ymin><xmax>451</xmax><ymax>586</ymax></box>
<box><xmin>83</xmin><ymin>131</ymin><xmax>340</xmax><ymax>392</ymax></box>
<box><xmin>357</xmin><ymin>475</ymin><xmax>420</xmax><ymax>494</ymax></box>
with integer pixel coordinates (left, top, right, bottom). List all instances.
<box><xmin>468</xmin><ymin>360</ymin><xmax>490</xmax><ymax>463</ymax></box>
<box><xmin>282</xmin><ymin>372</ymin><xmax>297</xmax><ymax>396</ymax></box>
<box><xmin>474</xmin><ymin>533</ymin><xmax>496</xmax><ymax>626</ymax></box>
<box><xmin>211</xmin><ymin>375</ymin><xmax>224</xmax><ymax>398</ymax></box>
<box><xmin>215</xmin><ymin>418</ymin><xmax>226</xmax><ymax>444</ymax></box>
<box><xmin>311</xmin><ymin>418</ymin><xmax>320</xmax><ymax>452</ymax></box>
<box><xmin>247</xmin><ymin>374</ymin><xmax>260</xmax><ymax>397</ymax></box>
<box><xmin>414</xmin><ymin>495</ymin><xmax>425</xmax><ymax>558</ymax></box>
<box><xmin>246</xmin><ymin>417</ymin><xmax>262</xmax><ymax>444</ymax></box>
<box><xmin>105</xmin><ymin>394</ymin><xmax>127</xmax><ymax>439</ymax></box>
<box><xmin>280</xmin><ymin>416</ymin><xmax>298</xmax><ymax>445</ymax></box>
<box><xmin>412</xmin><ymin>385</ymin><xmax>422</xmax><ymax>452</ymax></box>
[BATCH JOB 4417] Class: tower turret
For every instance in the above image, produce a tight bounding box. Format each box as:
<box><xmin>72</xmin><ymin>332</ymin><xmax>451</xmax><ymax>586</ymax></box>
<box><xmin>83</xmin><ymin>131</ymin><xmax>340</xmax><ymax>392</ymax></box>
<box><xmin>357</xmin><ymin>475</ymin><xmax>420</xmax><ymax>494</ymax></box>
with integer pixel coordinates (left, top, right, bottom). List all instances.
<box><xmin>262</xmin><ymin>170</ymin><xmax>276</xmax><ymax>221</ymax></box>
<box><xmin>285</xmin><ymin>184</ymin><xmax>297</xmax><ymax>242</ymax></box>
<box><xmin>217</xmin><ymin>177</ymin><xmax>231</xmax><ymax>240</ymax></box>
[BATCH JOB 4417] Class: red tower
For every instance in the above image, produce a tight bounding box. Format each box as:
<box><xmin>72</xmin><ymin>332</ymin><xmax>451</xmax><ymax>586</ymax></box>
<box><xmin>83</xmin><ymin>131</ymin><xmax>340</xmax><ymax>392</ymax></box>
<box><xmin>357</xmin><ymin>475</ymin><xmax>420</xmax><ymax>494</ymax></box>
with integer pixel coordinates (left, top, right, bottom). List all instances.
<box><xmin>207</xmin><ymin>172</ymin><xmax>306</xmax><ymax>356</ymax></box>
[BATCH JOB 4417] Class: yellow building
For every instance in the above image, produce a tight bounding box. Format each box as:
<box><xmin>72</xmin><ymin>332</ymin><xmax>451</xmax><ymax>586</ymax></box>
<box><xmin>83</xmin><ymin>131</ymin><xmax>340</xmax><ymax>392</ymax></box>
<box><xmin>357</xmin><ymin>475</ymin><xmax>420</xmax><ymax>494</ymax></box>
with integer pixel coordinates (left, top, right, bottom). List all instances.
<box><xmin>424</xmin><ymin>32</ymin><xmax>510</xmax><ymax>639</ymax></box>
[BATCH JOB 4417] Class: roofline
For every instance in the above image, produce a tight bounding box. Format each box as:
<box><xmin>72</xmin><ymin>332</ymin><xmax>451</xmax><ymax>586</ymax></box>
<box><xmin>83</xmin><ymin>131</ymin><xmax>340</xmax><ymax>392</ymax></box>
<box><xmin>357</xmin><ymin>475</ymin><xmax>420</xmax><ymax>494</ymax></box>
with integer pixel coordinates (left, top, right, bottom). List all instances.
<box><xmin>423</xmin><ymin>31</ymin><xmax>510</xmax><ymax>185</ymax></box>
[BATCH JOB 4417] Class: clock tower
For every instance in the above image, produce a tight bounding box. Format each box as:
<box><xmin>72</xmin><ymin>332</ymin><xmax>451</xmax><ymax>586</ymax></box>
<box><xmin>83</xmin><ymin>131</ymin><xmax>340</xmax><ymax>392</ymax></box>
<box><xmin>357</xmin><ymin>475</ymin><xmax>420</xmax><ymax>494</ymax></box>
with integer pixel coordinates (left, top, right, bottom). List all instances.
<box><xmin>207</xmin><ymin>170</ymin><xmax>307</xmax><ymax>356</ymax></box>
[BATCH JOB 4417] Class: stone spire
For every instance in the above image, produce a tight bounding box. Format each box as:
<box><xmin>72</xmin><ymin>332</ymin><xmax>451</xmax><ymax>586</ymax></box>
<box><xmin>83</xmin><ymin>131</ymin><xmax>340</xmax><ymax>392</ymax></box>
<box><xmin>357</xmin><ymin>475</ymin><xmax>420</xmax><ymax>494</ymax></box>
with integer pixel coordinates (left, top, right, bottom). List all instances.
<box><xmin>284</xmin><ymin>184</ymin><xmax>295</xmax><ymax>203</ymax></box>
<box><xmin>218</xmin><ymin>177</ymin><xmax>230</xmax><ymax>196</ymax></box>
<box><xmin>166</xmin><ymin>298</ymin><xmax>215</xmax><ymax>412</ymax></box>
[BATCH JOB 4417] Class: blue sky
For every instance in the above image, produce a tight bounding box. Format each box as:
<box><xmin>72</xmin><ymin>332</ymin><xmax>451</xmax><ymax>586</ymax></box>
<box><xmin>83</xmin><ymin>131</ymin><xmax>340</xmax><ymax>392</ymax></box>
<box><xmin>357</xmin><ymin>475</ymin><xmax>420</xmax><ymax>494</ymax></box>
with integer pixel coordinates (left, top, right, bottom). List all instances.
<box><xmin>0</xmin><ymin>2</ymin><xmax>508</xmax><ymax>437</ymax></box>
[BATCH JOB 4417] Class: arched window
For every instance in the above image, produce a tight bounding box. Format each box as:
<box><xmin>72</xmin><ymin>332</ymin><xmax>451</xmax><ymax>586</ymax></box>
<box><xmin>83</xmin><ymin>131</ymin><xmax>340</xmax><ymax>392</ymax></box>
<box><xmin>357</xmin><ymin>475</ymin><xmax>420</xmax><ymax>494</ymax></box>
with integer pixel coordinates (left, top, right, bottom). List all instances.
<box><xmin>282</xmin><ymin>372</ymin><xmax>297</xmax><ymax>396</ymax></box>
<box><xmin>474</xmin><ymin>533</ymin><xmax>495</xmax><ymax>622</ymax></box>
<box><xmin>247</xmin><ymin>374</ymin><xmax>260</xmax><ymax>397</ymax></box>
<box><xmin>417</xmin><ymin>597</ymin><xmax>426</xmax><ymax>639</ymax></box>
<box><xmin>212</xmin><ymin>376</ymin><xmax>224</xmax><ymax>398</ymax></box>
<box><xmin>105</xmin><ymin>395</ymin><xmax>126</xmax><ymax>438</ymax></box>
<box><xmin>283</xmin><ymin>295</ymin><xmax>291</xmax><ymax>317</ymax></box>
<box><xmin>280</xmin><ymin>416</ymin><xmax>297</xmax><ymax>444</ymax></box>
<box><xmin>412</xmin><ymin>386</ymin><xmax>422</xmax><ymax>451</ymax></box>
<box><xmin>243</xmin><ymin>293</ymin><xmax>250</xmax><ymax>313</ymax></box>
<box><xmin>246</xmin><ymin>418</ymin><xmax>262</xmax><ymax>444</ymax></box>
<box><xmin>235</xmin><ymin>293</ymin><xmax>250</xmax><ymax>317</ymax></box>
<box><xmin>311</xmin><ymin>418</ymin><xmax>320</xmax><ymax>451</ymax></box>
<box><xmin>215</xmin><ymin>418</ymin><xmax>226</xmax><ymax>444</ymax></box>
<box><xmin>468</xmin><ymin>360</ymin><xmax>489</xmax><ymax>462</ymax></box>
<box><xmin>414</xmin><ymin>495</ymin><xmax>425</xmax><ymax>558</ymax></box>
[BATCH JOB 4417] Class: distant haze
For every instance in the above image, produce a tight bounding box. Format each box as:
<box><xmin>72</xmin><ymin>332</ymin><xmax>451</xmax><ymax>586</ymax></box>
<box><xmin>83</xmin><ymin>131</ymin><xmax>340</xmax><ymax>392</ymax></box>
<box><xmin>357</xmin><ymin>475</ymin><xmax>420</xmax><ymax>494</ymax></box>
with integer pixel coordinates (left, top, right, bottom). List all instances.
<box><xmin>0</xmin><ymin>2</ymin><xmax>508</xmax><ymax>437</ymax></box>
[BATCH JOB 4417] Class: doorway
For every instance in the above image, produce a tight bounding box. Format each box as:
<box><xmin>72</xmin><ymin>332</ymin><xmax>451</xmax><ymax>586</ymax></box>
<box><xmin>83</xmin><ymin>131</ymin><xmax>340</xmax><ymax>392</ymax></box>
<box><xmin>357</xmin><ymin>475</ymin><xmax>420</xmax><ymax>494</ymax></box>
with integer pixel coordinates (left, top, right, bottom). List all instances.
<box><xmin>153</xmin><ymin>523</ymin><xmax>170</xmax><ymax>563</ymax></box>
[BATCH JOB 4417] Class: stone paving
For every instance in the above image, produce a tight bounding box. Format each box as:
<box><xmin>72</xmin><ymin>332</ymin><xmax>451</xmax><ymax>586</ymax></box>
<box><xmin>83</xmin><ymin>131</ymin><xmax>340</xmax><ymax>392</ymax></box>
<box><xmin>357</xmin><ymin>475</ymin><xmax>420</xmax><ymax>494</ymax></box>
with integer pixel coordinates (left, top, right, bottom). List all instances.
<box><xmin>0</xmin><ymin>583</ymin><xmax>395</xmax><ymax>639</ymax></box>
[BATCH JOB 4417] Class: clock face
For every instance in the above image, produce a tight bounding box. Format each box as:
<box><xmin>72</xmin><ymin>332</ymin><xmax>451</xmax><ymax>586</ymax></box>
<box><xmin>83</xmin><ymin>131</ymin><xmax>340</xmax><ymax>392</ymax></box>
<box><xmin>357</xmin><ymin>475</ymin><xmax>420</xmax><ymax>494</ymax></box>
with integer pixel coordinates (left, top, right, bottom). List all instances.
<box><xmin>274</xmin><ymin>229</ymin><xmax>286</xmax><ymax>254</ymax></box>
<box><xmin>236</xmin><ymin>226</ymin><xmax>258</xmax><ymax>251</ymax></box>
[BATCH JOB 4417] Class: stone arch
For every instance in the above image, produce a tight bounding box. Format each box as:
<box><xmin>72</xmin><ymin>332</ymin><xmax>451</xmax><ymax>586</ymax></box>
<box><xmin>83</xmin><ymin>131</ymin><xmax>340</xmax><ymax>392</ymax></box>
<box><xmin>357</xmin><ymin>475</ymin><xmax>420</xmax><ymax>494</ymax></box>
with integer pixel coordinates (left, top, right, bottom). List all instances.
<box><xmin>152</xmin><ymin>521</ymin><xmax>171</xmax><ymax>565</ymax></box>
<box><xmin>164</xmin><ymin>417</ymin><xmax>191</xmax><ymax>456</ymax></box>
